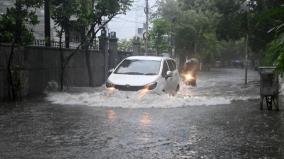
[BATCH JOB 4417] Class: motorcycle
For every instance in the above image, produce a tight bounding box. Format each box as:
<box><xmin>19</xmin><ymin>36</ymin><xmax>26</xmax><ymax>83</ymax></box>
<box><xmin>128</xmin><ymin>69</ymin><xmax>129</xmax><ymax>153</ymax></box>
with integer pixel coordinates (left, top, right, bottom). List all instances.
<box><xmin>181</xmin><ymin>58</ymin><xmax>199</xmax><ymax>86</ymax></box>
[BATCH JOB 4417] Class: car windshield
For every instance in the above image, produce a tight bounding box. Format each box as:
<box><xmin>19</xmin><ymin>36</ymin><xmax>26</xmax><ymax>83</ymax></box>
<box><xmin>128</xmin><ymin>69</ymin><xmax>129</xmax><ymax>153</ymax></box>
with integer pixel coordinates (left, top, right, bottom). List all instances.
<box><xmin>114</xmin><ymin>59</ymin><xmax>161</xmax><ymax>75</ymax></box>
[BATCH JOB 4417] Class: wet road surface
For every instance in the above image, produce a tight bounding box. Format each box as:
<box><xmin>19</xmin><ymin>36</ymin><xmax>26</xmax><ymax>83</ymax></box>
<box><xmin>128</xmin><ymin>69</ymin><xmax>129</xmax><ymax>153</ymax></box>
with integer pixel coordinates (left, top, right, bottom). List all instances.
<box><xmin>0</xmin><ymin>69</ymin><xmax>284</xmax><ymax>159</ymax></box>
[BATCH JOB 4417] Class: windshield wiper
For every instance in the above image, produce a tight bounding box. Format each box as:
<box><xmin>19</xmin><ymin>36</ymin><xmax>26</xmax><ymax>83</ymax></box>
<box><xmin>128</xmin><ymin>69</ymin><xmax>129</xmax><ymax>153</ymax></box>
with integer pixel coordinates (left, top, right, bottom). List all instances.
<box><xmin>123</xmin><ymin>72</ymin><xmax>144</xmax><ymax>75</ymax></box>
<box><xmin>144</xmin><ymin>73</ymin><xmax>157</xmax><ymax>75</ymax></box>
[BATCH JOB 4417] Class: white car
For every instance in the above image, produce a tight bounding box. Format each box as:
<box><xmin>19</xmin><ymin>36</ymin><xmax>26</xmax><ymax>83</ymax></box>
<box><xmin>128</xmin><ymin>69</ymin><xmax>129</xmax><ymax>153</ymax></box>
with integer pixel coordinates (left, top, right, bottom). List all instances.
<box><xmin>106</xmin><ymin>56</ymin><xmax>180</xmax><ymax>94</ymax></box>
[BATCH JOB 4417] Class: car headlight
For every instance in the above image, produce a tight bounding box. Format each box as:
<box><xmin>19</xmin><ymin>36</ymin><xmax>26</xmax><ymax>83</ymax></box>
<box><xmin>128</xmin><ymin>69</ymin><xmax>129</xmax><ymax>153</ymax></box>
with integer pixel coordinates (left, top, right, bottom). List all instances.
<box><xmin>106</xmin><ymin>81</ymin><xmax>115</xmax><ymax>88</ymax></box>
<box><xmin>144</xmin><ymin>82</ymin><xmax>157</xmax><ymax>90</ymax></box>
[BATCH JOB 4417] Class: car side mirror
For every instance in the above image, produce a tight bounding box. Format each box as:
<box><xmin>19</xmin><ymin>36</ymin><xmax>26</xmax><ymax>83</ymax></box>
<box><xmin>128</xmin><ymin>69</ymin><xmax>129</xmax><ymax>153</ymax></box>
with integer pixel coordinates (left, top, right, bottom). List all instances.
<box><xmin>166</xmin><ymin>71</ymin><xmax>173</xmax><ymax>78</ymax></box>
<box><xmin>109</xmin><ymin>68</ymin><xmax>114</xmax><ymax>73</ymax></box>
<box><xmin>108</xmin><ymin>68</ymin><xmax>114</xmax><ymax>76</ymax></box>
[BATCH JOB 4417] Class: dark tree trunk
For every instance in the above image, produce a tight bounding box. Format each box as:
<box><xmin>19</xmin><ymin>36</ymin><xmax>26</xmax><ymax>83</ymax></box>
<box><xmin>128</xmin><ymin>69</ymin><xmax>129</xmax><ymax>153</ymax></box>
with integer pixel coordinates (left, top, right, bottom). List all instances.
<box><xmin>44</xmin><ymin>0</ymin><xmax>51</xmax><ymax>46</ymax></box>
<box><xmin>15</xmin><ymin>1</ymin><xmax>22</xmax><ymax>44</ymax></box>
<box><xmin>65</xmin><ymin>23</ymin><xmax>70</xmax><ymax>48</ymax></box>
<box><xmin>84</xmin><ymin>42</ymin><xmax>94</xmax><ymax>87</ymax></box>
<box><xmin>7</xmin><ymin>1</ymin><xmax>22</xmax><ymax>101</ymax></box>
<box><xmin>81</xmin><ymin>25</ymin><xmax>94</xmax><ymax>87</ymax></box>
<box><xmin>62</xmin><ymin>15</ymin><xmax>115</xmax><ymax>87</ymax></box>
<box><xmin>7</xmin><ymin>42</ymin><xmax>16</xmax><ymax>101</ymax></box>
<box><xmin>59</xmin><ymin>28</ymin><xmax>64</xmax><ymax>91</ymax></box>
<box><xmin>85</xmin><ymin>51</ymin><xmax>94</xmax><ymax>86</ymax></box>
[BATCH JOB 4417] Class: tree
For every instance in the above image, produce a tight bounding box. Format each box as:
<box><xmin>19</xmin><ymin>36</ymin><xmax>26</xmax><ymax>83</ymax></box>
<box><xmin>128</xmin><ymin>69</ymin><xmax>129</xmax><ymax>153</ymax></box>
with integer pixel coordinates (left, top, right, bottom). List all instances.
<box><xmin>50</xmin><ymin>0</ymin><xmax>79</xmax><ymax>90</ymax></box>
<box><xmin>51</xmin><ymin>0</ymin><xmax>78</xmax><ymax>48</ymax></box>
<box><xmin>51</xmin><ymin>0</ymin><xmax>132</xmax><ymax>89</ymax></box>
<box><xmin>215</xmin><ymin>0</ymin><xmax>284</xmax><ymax>56</ymax></box>
<box><xmin>150</xmin><ymin>18</ymin><xmax>171</xmax><ymax>55</ymax></box>
<box><xmin>155</xmin><ymin>0</ymin><xmax>221</xmax><ymax>67</ymax></box>
<box><xmin>76</xmin><ymin>0</ymin><xmax>133</xmax><ymax>87</ymax></box>
<box><xmin>263</xmin><ymin>23</ymin><xmax>284</xmax><ymax>71</ymax></box>
<box><xmin>118</xmin><ymin>39</ymin><xmax>133</xmax><ymax>52</ymax></box>
<box><xmin>0</xmin><ymin>0</ymin><xmax>43</xmax><ymax>101</ymax></box>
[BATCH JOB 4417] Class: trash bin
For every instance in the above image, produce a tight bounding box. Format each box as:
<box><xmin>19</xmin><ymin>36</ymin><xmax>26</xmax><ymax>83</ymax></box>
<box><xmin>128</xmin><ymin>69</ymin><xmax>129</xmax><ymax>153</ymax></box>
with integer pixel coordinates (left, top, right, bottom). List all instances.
<box><xmin>259</xmin><ymin>67</ymin><xmax>279</xmax><ymax>111</ymax></box>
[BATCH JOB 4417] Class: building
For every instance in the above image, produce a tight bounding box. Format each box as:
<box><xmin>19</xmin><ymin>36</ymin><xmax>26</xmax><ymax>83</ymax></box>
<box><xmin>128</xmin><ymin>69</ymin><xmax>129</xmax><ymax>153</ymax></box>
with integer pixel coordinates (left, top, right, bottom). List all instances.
<box><xmin>0</xmin><ymin>0</ymin><xmax>60</xmax><ymax>43</ymax></box>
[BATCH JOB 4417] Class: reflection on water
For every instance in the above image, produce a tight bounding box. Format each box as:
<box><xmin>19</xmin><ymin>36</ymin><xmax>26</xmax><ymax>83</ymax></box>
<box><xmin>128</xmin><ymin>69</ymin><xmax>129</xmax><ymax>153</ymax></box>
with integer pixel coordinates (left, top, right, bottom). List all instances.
<box><xmin>107</xmin><ymin>87</ymin><xmax>116</xmax><ymax>95</ymax></box>
<box><xmin>138</xmin><ymin>88</ymin><xmax>149</xmax><ymax>99</ymax></box>
<box><xmin>107</xmin><ymin>109</ymin><xmax>117</xmax><ymax>123</ymax></box>
<box><xmin>188</xmin><ymin>125</ymin><xmax>198</xmax><ymax>145</ymax></box>
<box><xmin>140</xmin><ymin>113</ymin><xmax>151</xmax><ymax>127</ymax></box>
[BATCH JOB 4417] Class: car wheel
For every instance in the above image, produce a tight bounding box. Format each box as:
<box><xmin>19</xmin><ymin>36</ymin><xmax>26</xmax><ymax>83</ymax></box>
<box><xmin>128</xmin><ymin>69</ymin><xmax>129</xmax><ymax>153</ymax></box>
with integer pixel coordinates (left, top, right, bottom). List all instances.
<box><xmin>176</xmin><ymin>84</ymin><xmax>180</xmax><ymax>92</ymax></box>
<box><xmin>192</xmin><ymin>80</ymin><xmax>197</xmax><ymax>86</ymax></box>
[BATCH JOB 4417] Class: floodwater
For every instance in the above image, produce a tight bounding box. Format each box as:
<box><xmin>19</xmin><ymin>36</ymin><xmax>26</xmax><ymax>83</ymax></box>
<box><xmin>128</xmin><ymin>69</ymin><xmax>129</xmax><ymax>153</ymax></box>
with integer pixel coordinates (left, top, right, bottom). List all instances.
<box><xmin>1</xmin><ymin>68</ymin><xmax>284</xmax><ymax>159</ymax></box>
<box><xmin>46</xmin><ymin>69</ymin><xmax>260</xmax><ymax>108</ymax></box>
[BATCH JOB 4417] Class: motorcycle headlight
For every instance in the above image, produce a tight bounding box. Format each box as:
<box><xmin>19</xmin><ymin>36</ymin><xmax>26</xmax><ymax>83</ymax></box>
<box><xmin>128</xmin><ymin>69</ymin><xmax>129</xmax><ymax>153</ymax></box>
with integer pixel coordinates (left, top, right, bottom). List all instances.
<box><xmin>144</xmin><ymin>82</ymin><xmax>157</xmax><ymax>90</ymax></box>
<box><xmin>184</xmin><ymin>73</ymin><xmax>194</xmax><ymax>81</ymax></box>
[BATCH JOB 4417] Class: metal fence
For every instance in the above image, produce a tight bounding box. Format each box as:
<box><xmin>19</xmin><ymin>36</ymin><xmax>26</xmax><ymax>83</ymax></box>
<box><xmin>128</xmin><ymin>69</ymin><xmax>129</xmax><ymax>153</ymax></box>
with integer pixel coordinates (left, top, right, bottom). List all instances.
<box><xmin>32</xmin><ymin>39</ymin><xmax>97</xmax><ymax>50</ymax></box>
<box><xmin>33</xmin><ymin>39</ymin><xmax>66</xmax><ymax>48</ymax></box>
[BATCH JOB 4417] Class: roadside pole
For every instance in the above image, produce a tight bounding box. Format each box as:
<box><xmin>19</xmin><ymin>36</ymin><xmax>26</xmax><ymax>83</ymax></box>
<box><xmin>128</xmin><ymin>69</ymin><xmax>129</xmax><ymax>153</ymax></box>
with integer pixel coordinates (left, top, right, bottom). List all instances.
<box><xmin>245</xmin><ymin>33</ymin><xmax>248</xmax><ymax>85</ymax></box>
<box><xmin>44</xmin><ymin>0</ymin><xmax>51</xmax><ymax>47</ymax></box>
<box><xmin>144</xmin><ymin>0</ymin><xmax>149</xmax><ymax>55</ymax></box>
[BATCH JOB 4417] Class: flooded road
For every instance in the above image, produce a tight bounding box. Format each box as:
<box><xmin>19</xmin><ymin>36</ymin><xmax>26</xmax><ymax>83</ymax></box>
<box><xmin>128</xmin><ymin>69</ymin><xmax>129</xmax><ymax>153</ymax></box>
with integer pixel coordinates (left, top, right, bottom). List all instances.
<box><xmin>46</xmin><ymin>69</ymin><xmax>259</xmax><ymax>108</ymax></box>
<box><xmin>1</xmin><ymin>69</ymin><xmax>284</xmax><ymax>158</ymax></box>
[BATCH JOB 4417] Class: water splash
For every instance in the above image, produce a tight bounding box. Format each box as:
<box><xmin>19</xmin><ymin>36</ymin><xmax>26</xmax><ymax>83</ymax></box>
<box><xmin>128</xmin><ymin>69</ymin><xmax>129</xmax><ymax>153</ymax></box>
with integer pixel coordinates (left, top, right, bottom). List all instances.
<box><xmin>46</xmin><ymin>86</ymin><xmax>258</xmax><ymax>108</ymax></box>
<box><xmin>46</xmin><ymin>69</ymin><xmax>260</xmax><ymax>108</ymax></box>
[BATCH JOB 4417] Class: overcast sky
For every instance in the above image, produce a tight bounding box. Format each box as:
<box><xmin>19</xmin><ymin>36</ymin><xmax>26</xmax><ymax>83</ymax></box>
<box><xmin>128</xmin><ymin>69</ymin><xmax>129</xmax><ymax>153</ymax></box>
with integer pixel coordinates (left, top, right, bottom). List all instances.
<box><xmin>108</xmin><ymin>0</ymin><xmax>157</xmax><ymax>40</ymax></box>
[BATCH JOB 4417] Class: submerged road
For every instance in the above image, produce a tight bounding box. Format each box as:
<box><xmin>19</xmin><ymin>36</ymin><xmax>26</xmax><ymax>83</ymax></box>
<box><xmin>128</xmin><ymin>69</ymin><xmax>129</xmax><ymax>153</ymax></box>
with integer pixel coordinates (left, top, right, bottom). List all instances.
<box><xmin>0</xmin><ymin>69</ymin><xmax>283</xmax><ymax>158</ymax></box>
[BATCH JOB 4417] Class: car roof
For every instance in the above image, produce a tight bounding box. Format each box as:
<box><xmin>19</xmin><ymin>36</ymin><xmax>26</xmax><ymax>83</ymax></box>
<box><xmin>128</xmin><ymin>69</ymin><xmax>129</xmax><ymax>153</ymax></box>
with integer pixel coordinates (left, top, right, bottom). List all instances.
<box><xmin>125</xmin><ymin>56</ymin><xmax>174</xmax><ymax>61</ymax></box>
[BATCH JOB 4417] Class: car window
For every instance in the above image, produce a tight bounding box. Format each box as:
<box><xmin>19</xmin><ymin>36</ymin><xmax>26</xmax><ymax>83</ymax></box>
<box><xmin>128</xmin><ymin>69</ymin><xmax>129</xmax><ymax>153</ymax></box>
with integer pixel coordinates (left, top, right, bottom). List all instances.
<box><xmin>166</xmin><ymin>60</ymin><xmax>174</xmax><ymax>71</ymax></box>
<box><xmin>167</xmin><ymin>60</ymin><xmax>176</xmax><ymax>71</ymax></box>
<box><xmin>162</xmin><ymin>61</ymin><xmax>170</xmax><ymax>77</ymax></box>
<box><xmin>114</xmin><ymin>59</ymin><xmax>161</xmax><ymax>75</ymax></box>
<box><xmin>171</xmin><ymin>60</ymin><xmax>177</xmax><ymax>70</ymax></box>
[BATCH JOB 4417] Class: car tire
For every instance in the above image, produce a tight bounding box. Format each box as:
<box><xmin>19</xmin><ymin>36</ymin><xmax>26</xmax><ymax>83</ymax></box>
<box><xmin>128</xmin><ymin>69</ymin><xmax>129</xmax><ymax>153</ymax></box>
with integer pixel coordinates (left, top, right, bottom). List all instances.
<box><xmin>176</xmin><ymin>84</ymin><xmax>180</xmax><ymax>92</ymax></box>
<box><xmin>192</xmin><ymin>80</ymin><xmax>197</xmax><ymax>86</ymax></box>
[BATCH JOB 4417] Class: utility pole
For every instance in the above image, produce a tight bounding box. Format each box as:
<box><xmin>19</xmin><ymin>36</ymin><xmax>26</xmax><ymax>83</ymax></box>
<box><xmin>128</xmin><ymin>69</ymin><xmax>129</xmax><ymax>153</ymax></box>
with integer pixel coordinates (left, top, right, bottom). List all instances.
<box><xmin>144</xmin><ymin>0</ymin><xmax>149</xmax><ymax>55</ymax></box>
<box><xmin>171</xmin><ymin>16</ymin><xmax>176</xmax><ymax>58</ymax></box>
<box><xmin>244</xmin><ymin>2</ymin><xmax>249</xmax><ymax>85</ymax></box>
<box><xmin>241</xmin><ymin>0</ymin><xmax>249</xmax><ymax>85</ymax></box>
<box><xmin>44</xmin><ymin>0</ymin><xmax>51</xmax><ymax>47</ymax></box>
<box><xmin>245</xmin><ymin>33</ymin><xmax>248</xmax><ymax>85</ymax></box>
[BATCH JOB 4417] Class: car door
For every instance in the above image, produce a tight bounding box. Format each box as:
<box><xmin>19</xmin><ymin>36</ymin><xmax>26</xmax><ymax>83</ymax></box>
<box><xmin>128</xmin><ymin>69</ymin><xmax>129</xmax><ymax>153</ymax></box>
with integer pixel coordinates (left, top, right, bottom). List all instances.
<box><xmin>166</xmin><ymin>59</ymin><xmax>177</xmax><ymax>91</ymax></box>
<box><xmin>161</xmin><ymin>60</ymin><xmax>171</xmax><ymax>92</ymax></box>
<box><xmin>169</xmin><ymin>60</ymin><xmax>180</xmax><ymax>90</ymax></box>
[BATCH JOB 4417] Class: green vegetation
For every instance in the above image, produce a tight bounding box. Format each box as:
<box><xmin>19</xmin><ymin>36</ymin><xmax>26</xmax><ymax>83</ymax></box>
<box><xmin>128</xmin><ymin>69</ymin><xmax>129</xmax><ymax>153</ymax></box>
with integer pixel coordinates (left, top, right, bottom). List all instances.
<box><xmin>0</xmin><ymin>0</ymin><xmax>42</xmax><ymax>44</ymax></box>
<box><xmin>215</xmin><ymin>0</ymin><xmax>284</xmax><ymax>70</ymax></box>
<box><xmin>151</xmin><ymin>0</ymin><xmax>222</xmax><ymax>66</ymax></box>
<box><xmin>150</xmin><ymin>0</ymin><xmax>284</xmax><ymax>70</ymax></box>
<box><xmin>0</xmin><ymin>0</ymin><xmax>43</xmax><ymax>100</ymax></box>
<box><xmin>50</xmin><ymin>0</ymin><xmax>132</xmax><ymax>89</ymax></box>
<box><xmin>0</xmin><ymin>0</ymin><xmax>133</xmax><ymax>98</ymax></box>
<box><xmin>263</xmin><ymin>29</ymin><xmax>284</xmax><ymax>71</ymax></box>
<box><xmin>150</xmin><ymin>18</ymin><xmax>171</xmax><ymax>54</ymax></box>
<box><xmin>1</xmin><ymin>0</ymin><xmax>283</xmax><ymax>96</ymax></box>
<box><xmin>118</xmin><ymin>39</ymin><xmax>133</xmax><ymax>52</ymax></box>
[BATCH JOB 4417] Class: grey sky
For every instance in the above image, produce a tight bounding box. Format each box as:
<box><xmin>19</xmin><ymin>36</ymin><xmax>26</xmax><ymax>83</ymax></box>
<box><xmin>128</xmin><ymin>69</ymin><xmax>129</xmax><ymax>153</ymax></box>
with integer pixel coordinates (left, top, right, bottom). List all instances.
<box><xmin>108</xmin><ymin>0</ymin><xmax>157</xmax><ymax>40</ymax></box>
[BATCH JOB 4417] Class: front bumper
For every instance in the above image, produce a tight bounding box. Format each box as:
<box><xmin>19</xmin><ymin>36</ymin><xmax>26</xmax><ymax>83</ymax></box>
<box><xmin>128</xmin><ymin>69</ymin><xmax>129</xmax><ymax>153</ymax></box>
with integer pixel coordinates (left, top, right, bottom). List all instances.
<box><xmin>106</xmin><ymin>82</ymin><xmax>157</xmax><ymax>91</ymax></box>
